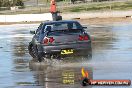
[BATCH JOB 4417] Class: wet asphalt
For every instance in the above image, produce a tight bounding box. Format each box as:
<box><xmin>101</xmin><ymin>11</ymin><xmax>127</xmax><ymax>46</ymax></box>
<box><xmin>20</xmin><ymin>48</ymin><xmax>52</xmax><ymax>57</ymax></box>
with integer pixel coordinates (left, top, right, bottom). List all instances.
<box><xmin>0</xmin><ymin>22</ymin><xmax>132</xmax><ymax>88</ymax></box>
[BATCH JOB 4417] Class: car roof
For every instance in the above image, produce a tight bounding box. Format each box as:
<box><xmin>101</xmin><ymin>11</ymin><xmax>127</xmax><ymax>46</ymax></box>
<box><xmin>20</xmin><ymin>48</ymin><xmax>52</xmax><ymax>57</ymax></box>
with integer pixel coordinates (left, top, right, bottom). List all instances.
<box><xmin>42</xmin><ymin>20</ymin><xmax>79</xmax><ymax>24</ymax></box>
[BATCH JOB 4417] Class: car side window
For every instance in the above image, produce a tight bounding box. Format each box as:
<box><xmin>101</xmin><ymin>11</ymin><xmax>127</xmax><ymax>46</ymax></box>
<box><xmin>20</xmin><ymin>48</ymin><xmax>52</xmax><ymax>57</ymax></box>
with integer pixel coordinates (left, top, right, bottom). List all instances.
<box><xmin>42</xmin><ymin>25</ymin><xmax>53</xmax><ymax>33</ymax></box>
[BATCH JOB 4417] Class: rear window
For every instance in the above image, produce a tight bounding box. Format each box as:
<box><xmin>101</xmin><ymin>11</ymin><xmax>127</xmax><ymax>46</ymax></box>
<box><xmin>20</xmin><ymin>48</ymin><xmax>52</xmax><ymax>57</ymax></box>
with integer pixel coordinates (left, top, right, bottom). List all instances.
<box><xmin>43</xmin><ymin>21</ymin><xmax>83</xmax><ymax>35</ymax></box>
<box><xmin>43</xmin><ymin>22</ymin><xmax>82</xmax><ymax>31</ymax></box>
<box><xmin>48</xmin><ymin>29</ymin><xmax>82</xmax><ymax>36</ymax></box>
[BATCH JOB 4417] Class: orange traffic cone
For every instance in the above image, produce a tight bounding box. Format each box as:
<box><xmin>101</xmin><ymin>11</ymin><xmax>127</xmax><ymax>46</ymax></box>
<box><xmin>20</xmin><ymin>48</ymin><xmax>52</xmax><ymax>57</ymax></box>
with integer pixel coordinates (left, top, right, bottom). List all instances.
<box><xmin>50</xmin><ymin>0</ymin><xmax>57</xmax><ymax>13</ymax></box>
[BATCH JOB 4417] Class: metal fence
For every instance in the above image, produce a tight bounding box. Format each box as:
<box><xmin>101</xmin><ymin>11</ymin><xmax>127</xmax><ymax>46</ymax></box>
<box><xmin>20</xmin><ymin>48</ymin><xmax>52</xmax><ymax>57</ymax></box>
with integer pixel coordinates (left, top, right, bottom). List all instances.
<box><xmin>23</xmin><ymin>0</ymin><xmax>129</xmax><ymax>6</ymax></box>
<box><xmin>0</xmin><ymin>0</ymin><xmax>130</xmax><ymax>14</ymax></box>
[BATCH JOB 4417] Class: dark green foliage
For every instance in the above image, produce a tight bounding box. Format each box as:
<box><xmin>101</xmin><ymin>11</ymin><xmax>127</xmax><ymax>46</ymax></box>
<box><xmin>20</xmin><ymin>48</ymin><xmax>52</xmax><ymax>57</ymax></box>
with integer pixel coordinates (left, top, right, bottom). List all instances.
<box><xmin>15</xmin><ymin>0</ymin><xmax>24</xmax><ymax>6</ymax></box>
<box><xmin>56</xmin><ymin>0</ymin><xmax>64</xmax><ymax>2</ymax></box>
<box><xmin>92</xmin><ymin>0</ymin><xmax>110</xmax><ymax>2</ymax></box>
<box><xmin>0</xmin><ymin>0</ymin><xmax>24</xmax><ymax>7</ymax></box>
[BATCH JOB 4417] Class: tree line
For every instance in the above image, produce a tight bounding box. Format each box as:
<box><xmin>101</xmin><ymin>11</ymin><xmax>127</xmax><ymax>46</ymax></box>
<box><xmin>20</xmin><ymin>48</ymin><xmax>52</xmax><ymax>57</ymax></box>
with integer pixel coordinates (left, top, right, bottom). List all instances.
<box><xmin>0</xmin><ymin>0</ymin><xmax>24</xmax><ymax>7</ymax></box>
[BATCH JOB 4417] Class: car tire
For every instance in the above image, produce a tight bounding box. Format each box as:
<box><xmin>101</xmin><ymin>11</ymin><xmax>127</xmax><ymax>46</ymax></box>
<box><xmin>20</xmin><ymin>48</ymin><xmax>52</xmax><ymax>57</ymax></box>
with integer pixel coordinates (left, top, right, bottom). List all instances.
<box><xmin>28</xmin><ymin>43</ymin><xmax>43</xmax><ymax>62</ymax></box>
<box><xmin>33</xmin><ymin>45</ymin><xmax>43</xmax><ymax>62</ymax></box>
<box><xmin>28</xmin><ymin>43</ymin><xmax>36</xmax><ymax>58</ymax></box>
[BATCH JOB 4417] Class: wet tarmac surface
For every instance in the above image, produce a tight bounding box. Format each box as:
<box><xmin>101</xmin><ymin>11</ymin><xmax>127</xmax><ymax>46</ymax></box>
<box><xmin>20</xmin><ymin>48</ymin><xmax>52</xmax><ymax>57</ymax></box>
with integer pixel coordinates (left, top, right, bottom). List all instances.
<box><xmin>0</xmin><ymin>23</ymin><xmax>132</xmax><ymax>88</ymax></box>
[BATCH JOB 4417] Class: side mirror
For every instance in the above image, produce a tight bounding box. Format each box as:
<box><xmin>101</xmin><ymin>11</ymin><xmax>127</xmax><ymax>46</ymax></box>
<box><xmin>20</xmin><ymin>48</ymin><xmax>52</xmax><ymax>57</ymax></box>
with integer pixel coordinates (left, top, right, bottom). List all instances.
<box><xmin>30</xmin><ymin>30</ymin><xmax>35</xmax><ymax>34</ymax></box>
<box><xmin>83</xmin><ymin>27</ymin><xmax>87</xmax><ymax>29</ymax></box>
<box><xmin>45</xmin><ymin>25</ymin><xmax>52</xmax><ymax>31</ymax></box>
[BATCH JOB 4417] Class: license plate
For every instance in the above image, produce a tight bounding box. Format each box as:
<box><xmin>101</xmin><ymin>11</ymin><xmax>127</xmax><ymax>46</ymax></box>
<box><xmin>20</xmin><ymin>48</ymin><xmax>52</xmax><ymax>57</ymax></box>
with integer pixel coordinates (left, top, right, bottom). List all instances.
<box><xmin>61</xmin><ymin>49</ymin><xmax>74</xmax><ymax>55</ymax></box>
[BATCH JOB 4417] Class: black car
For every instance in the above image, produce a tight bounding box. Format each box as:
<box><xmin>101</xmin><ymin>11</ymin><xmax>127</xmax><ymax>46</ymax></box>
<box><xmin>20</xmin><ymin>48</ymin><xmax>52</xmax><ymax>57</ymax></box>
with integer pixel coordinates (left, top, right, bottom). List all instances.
<box><xmin>28</xmin><ymin>20</ymin><xmax>92</xmax><ymax>62</ymax></box>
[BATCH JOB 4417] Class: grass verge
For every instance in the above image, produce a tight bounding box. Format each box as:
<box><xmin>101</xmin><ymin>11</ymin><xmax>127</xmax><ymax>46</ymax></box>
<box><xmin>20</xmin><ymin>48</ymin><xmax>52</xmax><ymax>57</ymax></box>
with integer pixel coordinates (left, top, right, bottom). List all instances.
<box><xmin>1</xmin><ymin>1</ymin><xmax>132</xmax><ymax>14</ymax></box>
<box><xmin>61</xmin><ymin>1</ymin><xmax>132</xmax><ymax>12</ymax></box>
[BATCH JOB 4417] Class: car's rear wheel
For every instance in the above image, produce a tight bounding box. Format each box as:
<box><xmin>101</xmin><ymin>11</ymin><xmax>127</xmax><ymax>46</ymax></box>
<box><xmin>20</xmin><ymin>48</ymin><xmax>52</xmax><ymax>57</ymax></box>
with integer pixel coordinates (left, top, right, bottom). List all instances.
<box><xmin>33</xmin><ymin>46</ymin><xmax>43</xmax><ymax>62</ymax></box>
<box><xmin>29</xmin><ymin>44</ymin><xmax>43</xmax><ymax>62</ymax></box>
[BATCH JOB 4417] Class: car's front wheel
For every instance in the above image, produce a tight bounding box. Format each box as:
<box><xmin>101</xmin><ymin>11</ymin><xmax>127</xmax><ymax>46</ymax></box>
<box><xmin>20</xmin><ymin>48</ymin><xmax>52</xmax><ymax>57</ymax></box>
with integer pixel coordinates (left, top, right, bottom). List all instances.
<box><xmin>28</xmin><ymin>43</ymin><xmax>36</xmax><ymax>58</ymax></box>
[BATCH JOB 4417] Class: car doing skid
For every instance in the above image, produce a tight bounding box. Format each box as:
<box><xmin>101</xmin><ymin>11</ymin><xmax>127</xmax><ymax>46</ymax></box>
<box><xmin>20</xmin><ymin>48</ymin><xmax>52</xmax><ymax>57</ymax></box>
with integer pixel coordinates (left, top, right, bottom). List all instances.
<box><xmin>28</xmin><ymin>20</ymin><xmax>92</xmax><ymax>62</ymax></box>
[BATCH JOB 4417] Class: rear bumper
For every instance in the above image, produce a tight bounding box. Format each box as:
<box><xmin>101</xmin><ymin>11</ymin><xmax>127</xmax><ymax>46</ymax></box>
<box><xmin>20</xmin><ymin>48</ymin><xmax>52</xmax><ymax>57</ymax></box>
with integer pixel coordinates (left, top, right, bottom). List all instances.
<box><xmin>37</xmin><ymin>41</ymin><xmax>91</xmax><ymax>56</ymax></box>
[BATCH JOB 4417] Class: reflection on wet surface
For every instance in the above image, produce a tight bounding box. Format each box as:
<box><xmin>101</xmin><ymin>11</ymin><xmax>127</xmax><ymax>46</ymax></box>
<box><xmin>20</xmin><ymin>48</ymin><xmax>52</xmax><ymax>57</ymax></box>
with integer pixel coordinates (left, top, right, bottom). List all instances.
<box><xmin>29</xmin><ymin>61</ymin><xmax>93</xmax><ymax>88</ymax></box>
<box><xmin>0</xmin><ymin>23</ymin><xmax>132</xmax><ymax>88</ymax></box>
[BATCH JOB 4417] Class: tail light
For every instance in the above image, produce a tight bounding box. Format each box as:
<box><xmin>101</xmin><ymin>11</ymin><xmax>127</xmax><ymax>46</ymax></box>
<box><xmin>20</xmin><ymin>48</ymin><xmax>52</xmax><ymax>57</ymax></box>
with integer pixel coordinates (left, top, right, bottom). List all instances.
<box><xmin>84</xmin><ymin>35</ymin><xmax>88</xmax><ymax>40</ymax></box>
<box><xmin>49</xmin><ymin>37</ymin><xmax>55</xmax><ymax>43</ymax></box>
<box><xmin>78</xmin><ymin>35</ymin><xmax>89</xmax><ymax>41</ymax></box>
<box><xmin>78</xmin><ymin>35</ymin><xmax>84</xmax><ymax>41</ymax></box>
<box><xmin>43</xmin><ymin>38</ymin><xmax>48</xmax><ymax>44</ymax></box>
<box><xmin>43</xmin><ymin>37</ymin><xmax>55</xmax><ymax>44</ymax></box>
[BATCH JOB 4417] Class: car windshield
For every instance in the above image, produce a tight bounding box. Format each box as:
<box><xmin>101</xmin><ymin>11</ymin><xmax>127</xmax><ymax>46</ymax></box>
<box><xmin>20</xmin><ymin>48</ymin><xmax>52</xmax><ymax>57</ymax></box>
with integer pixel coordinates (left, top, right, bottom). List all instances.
<box><xmin>43</xmin><ymin>22</ymin><xmax>83</xmax><ymax>32</ymax></box>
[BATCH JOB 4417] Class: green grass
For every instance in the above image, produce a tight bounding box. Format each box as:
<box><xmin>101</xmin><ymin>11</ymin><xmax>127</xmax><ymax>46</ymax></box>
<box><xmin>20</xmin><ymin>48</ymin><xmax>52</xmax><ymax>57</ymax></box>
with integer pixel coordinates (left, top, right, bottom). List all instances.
<box><xmin>62</xmin><ymin>1</ymin><xmax>132</xmax><ymax>12</ymax></box>
<box><xmin>1</xmin><ymin>1</ymin><xmax>132</xmax><ymax>14</ymax></box>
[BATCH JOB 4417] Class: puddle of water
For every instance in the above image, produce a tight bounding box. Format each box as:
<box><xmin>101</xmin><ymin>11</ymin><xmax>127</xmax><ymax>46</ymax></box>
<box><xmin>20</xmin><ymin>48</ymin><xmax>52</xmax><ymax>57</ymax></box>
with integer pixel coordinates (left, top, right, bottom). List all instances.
<box><xmin>0</xmin><ymin>23</ymin><xmax>132</xmax><ymax>88</ymax></box>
